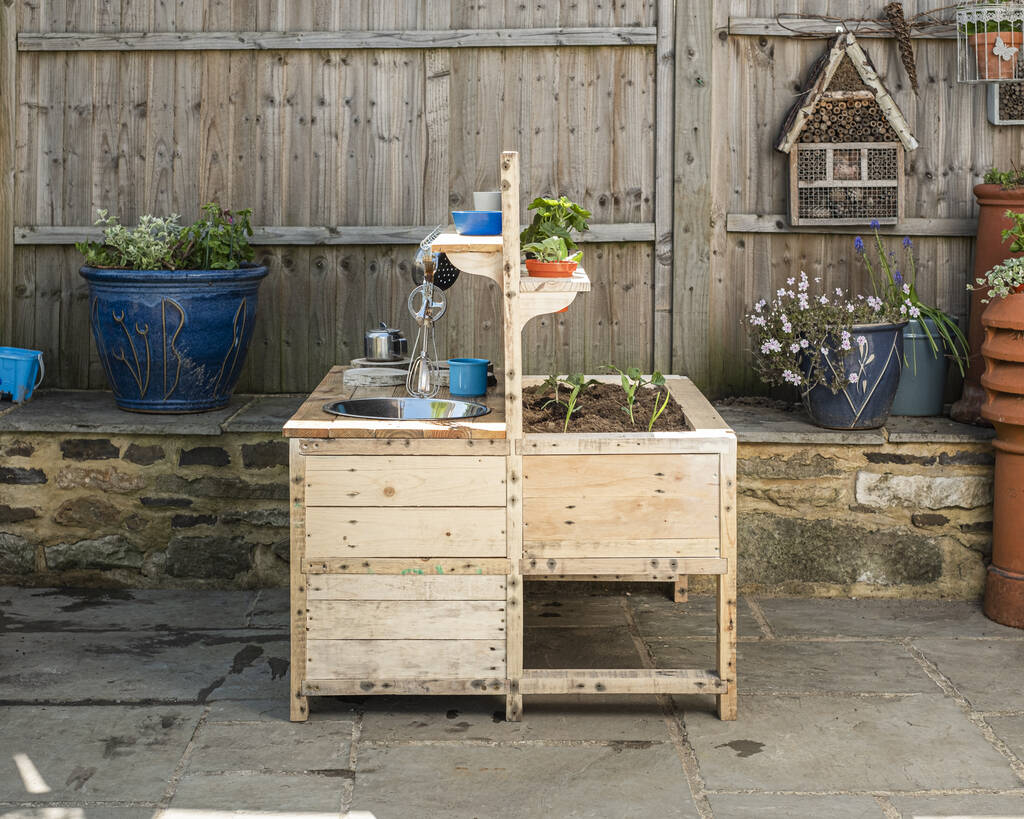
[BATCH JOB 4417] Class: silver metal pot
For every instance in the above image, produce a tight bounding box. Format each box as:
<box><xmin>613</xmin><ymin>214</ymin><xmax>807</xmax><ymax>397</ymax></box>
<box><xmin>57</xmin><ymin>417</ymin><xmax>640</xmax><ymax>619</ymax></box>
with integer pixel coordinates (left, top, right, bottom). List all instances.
<box><xmin>364</xmin><ymin>322</ymin><xmax>407</xmax><ymax>362</ymax></box>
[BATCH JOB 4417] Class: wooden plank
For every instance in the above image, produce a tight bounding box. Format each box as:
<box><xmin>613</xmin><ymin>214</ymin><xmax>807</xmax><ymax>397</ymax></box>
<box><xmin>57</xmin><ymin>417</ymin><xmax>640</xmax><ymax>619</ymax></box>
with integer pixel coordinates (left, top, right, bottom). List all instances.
<box><xmin>523</xmin><ymin>453</ymin><xmax>719</xmax><ymax>496</ymax></box>
<box><xmin>524</xmin><ymin>539</ymin><xmax>720</xmax><ymax>558</ymax></box>
<box><xmin>519</xmin><ymin>432</ymin><xmax>733</xmax><ymax>456</ymax></box>
<box><xmin>304</xmin><ymin>454</ymin><xmax>507</xmax><ymax>506</ymax></box>
<box><xmin>728</xmin><ymin>17</ymin><xmax>955</xmax><ymax>40</ymax></box>
<box><xmin>674</xmin><ymin>575</ymin><xmax>688</xmax><ymax>604</ymax></box>
<box><xmin>717</xmin><ymin>439</ymin><xmax>738</xmax><ymax>721</ymax></box>
<box><xmin>725</xmin><ymin>214</ymin><xmax>977</xmax><ymax>237</ymax></box>
<box><xmin>519</xmin><ymin>269</ymin><xmax>591</xmax><ymax>292</ymax></box>
<box><xmin>528</xmin><ymin>573</ymin><xmax>681</xmax><ymax>582</ymax></box>
<box><xmin>519</xmin><ymin>668</ymin><xmax>727</xmax><ymax>695</ymax></box>
<box><xmin>652</xmin><ymin>0</ymin><xmax>674</xmax><ymax>373</ymax></box>
<box><xmin>303</xmin><ymin>678</ymin><xmax>507</xmax><ymax>695</ymax></box>
<box><xmin>521</xmin><ymin>557</ymin><xmax>727</xmax><ymax>575</ymax></box>
<box><xmin>307</xmin><ymin>574</ymin><xmax>506</xmax><ymax>601</ymax></box>
<box><xmin>0</xmin><ymin>2</ymin><xmax>15</xmax><ymax>344</ymax></box>
<box><xmin>305</xmin><ymin>507</ymin><xmax>507</xmax><ymax>558</ymax></box>
<box><xmin>306</xmin><ymin>600</ymin><xmax>506</xmax><ymax>639</ymax></box>
<box><xmin>304</xmin><ymin>557</ymin><xmax>511</xmax><ymax>575</ymax></box>
<box><xmin>524</xmin><ymin>495</ymin><xmax>719</xmax><ymax>541</ymax></box>
<box><xmin>665</xmin><ymin>378</ymin><xmax>731</xmax><ymax>431</ymax></box>
<box><xmin>18</xmin><ymin>28</ymin><xmax>659</xmax><ymax>52</ymax></box>
<box><xmin>289</xmin><ymin>439</ymin><xmax>309</xmax><ymax>721</ymax></box>
<box><xmin>306</xmin><ymin>638</ymin><xmax>506</xmax><ymax>679</ymax></box>
<box><xmin>297</xmin><ymin>437</ymin><xmax>511</xmax><ymax>456</ymax></box>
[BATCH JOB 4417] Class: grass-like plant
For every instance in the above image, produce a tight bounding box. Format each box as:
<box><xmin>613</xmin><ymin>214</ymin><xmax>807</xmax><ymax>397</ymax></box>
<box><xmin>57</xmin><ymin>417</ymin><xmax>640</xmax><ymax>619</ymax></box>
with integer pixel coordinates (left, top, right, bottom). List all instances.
<box><xmin>603</xmin><ymin>364</ymin><xmax>672</xmax><ymax>431</ymax></box>
<box><xmin>540</xmin><ymin>372</ymin><xmax>598</xmax><ymax>432</ymax></box>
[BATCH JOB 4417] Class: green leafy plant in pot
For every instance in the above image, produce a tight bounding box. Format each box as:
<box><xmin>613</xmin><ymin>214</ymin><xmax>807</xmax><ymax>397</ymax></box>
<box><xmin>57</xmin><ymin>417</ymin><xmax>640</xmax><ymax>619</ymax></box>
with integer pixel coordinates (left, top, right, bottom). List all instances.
<box><xmin>856</xmin><ymin>225</ymin><xmax>969</xmax><ymax>417</ymax></box>
<box><xmin>77</xmin><ymin>204</ymin><xmax>267</xmax><ymax>413</ymax></box>
<box><xmin>959</xmin><ymin>1</ymin><xmax>1024</xmax><ymax>80</ymax></box>
<box><xmin>520</xmin><ymin>196</ymin><xmax>590</xmax><ymax>278</ymax></box>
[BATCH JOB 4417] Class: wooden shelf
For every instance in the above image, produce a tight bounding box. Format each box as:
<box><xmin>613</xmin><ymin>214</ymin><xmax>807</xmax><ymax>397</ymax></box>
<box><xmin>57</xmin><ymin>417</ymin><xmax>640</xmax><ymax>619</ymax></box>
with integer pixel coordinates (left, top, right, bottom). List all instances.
<box><xmin>519</xmin><ymin>268</ymin><xmax>591</xmax><ymax>292</ymax></box>
<box><xmin>431</xmin><ymin>233</ymin><xmax>501</xmax><ymax>254</ymax></box>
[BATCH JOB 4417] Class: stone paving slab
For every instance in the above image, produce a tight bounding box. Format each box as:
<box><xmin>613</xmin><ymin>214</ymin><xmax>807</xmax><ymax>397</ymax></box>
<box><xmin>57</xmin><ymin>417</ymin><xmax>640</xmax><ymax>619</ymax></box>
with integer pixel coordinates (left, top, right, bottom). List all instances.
<box><xmin>889</xmin><ymin>793</ymin><xmax>1024</xmax><ymax>816</ymax></box>
<box><xmin>524</xmin><ymin>625</ymin><xmax>642</xmax><ymax>669</ymax></box>
<box><xmin>187</xmin><ymin>721</ymin><xmax>353</xmax><ymax>773</ymax></box>
<box><xmin>0</xmin><ymin>705</ymin><xmax>202</xmax><ymax>803</ymax></box>
<box><xmin>222</xmin><ymin>394</ymin><xmax>308</xmax><ymax>433</ymax></box>
<box><xmin>913</xmin><ymin>638</ymin><xmax>1024</xmax><ymax>713</ymax></box>
<box><xmin>756</xmin><ymin>598</ymin><xmax>1024</xmax><ymax>640</ymax></box>
<box><xmin>206</xmin><ymin>697</ymin><xmax>360</xmax><ymax>723</ymax></box>
<box><xmin>0</xmin><ymin>808</ymin><xmax>159</xmax><ymax>818</ymax></box>
<box><xmin>630</xmin><ymin>593</ymin><xmax>763</xmax><ymax>639</ymax></box>
<box><xmin>351</xmin><ymin>744</ymin><xmax>700</xmax><ymax>818</ymax></box>
<box><xmin>168</xmin><ymin>772</ymin><xmax>345</xmax><ymax>813</ymax></box>
<box><xmin>705</xmin><ymin>793</ymin><xmax>885</xmax><ymax>818</ymax></box>
<box><xmin>247</xmin><ymin>588</ymin><xmax>290</xmax><ymax>629</ymax></box>
<box><xmin>716</xmin><ymin>404</ymin><xmax>886</xmax><ymax>444</ymax></box>
<box><xmin>885</xmin><ymin>413</ymin><xmax>996</xmax><ymax>443</ymax></box>
<box><xmin>0</xmin><ymin>630</ymin><xmax>286</xmax><ymax>703</ymax></box>
<box><xmin>358</xmin><ymin>694</ymin><xmax>671</xmax><ymax>743</ymax></box>
<box><xmin>0</xmin><ymin>390</ymin><xmax>245</xmax><ymax>436</ymax></box>
<box><xmin>206</xmin><ymin>635</ymin><xmax>290</xmax><ymax>701</ymax></box>
<box><xmin>682</xmin><ymin>694</ymin><xmax>1021</xmax><ymax>791</ymax></box>
<box><xmin>654</xmin><ymin>639</ymin><xmax>937</xmax><ymax>694</ymax></box>
<box><xmin>0</xmin><ymin>587</ymin><xmax>258</xmax><ymax>633</ymax></box>
<box><xmin>988</xmin><ymin>715</ymin><xmax>1024</xmax><ymax>761</ymax></box>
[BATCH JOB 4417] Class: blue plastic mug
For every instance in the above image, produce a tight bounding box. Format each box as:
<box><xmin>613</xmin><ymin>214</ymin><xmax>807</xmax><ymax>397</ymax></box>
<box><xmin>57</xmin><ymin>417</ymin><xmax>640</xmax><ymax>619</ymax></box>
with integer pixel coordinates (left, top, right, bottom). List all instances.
<box><xmin>0</xmin><ymin>347</ymin><xmax>44</xmax><ymax>403</ymax></box>
<box><xmin>448</xmin><ymin>358</ymin><xmax>490</xmax><ymax>397</ymax></box>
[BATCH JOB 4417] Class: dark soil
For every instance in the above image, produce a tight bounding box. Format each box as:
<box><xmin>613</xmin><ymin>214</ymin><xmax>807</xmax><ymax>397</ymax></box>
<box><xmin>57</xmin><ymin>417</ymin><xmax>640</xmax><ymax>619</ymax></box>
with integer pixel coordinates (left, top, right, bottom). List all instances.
<box><xmin>523</xmin><ymin>383</ymin><xmax>688</xmax><ymax>433</ymax></box>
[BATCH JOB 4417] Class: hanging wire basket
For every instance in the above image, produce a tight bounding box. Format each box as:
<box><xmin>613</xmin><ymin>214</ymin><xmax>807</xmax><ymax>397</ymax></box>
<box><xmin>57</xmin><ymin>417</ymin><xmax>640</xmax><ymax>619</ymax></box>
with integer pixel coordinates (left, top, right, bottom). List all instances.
<box><xmin>957</xmin><ymin>2</ymin><xmax>1024</xmax><ymax>83</ymax></box>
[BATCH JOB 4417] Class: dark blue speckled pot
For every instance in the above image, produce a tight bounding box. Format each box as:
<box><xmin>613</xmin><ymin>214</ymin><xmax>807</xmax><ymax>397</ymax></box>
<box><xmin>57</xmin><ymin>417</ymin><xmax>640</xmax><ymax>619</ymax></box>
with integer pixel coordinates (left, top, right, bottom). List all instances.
<box><xmin>80</xmin><ymin>264</ymin><xmax>268</xmax><ymax>413</ymax></box>
<box><xmin>801</xmin><ymin>321</ymin><xmax>906</xmax><ymax>430</ymax></box>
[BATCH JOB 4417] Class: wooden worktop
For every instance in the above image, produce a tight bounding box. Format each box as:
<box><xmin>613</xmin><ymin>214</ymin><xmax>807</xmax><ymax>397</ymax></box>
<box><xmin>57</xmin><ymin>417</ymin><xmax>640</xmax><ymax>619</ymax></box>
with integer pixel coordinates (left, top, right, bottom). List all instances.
<box><xmin>283</xmin><ymin>366</ymin><xmax>506</xmax><ymax>439</ymax></box>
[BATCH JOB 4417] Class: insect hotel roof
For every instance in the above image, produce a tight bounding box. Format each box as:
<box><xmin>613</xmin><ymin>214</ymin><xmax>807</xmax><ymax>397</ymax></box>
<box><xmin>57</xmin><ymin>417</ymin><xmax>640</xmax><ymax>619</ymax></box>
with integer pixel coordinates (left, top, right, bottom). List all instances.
<box><xmin>776</xmin><ymin>32</ymin><xmax>918</xmax><ymax>226</ymax></box>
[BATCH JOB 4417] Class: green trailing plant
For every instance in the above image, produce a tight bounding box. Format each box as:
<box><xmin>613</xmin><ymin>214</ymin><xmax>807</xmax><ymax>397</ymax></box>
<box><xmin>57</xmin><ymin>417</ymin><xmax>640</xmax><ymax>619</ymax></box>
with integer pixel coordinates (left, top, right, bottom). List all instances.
<box><xmin>984</xmin><ymin>164</ymin><xmax>1024</xmax><ymax>190</ymax></box>
<box><xmin>521</xmin><ymin>236</ymin><xmax>580</xmax><ymax>263</ymax></box>
<box><xmin>856</xmin><ymin>223</ymin><xmax>970</xmax><ymax>376</ymax></box>
<box><xmin>76</xmin><ymin>203</ymin><xmax>255</xmax><ymax>271</ymax></box>
<box><xmin>520</xmin><ymin>196</ymin><xmax>591</xmax><ymax>259</ymax></box>
<box><xmin>540</xmin><ymin>372</ymin><xmax>598</xmax><ymax>433</ymax></box>
<box><xmin>602</xmin><ymin>364</ymin><xmax>669</xmax><ymax>430</ymax></box>
<box><xmin>972</xmin><ymin>209</ymin><xmax>1024</xmax><ymax>302</ymax></box>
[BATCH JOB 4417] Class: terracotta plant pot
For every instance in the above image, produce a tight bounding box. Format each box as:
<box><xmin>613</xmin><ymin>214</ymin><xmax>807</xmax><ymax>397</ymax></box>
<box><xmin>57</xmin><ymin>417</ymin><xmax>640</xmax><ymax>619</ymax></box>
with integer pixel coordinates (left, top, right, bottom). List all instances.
<box><xmin>951</xmin><ymin>184</ymin><xmax>1024</xmax><ymax>425</ymax></box>
<box><xmin>969</xmin><ymin>30</ymin><xmax>1024</xmax><ymax>80</ymax></box>
<box><xmin>524</xmin><ymin>259</ymin><xmax>577</xmax><ymax>278</ymax></box>
<box><xmin>981</xmin><ymin>294</ymin><xmax>1024</xmax><ymax>628</ymax></box>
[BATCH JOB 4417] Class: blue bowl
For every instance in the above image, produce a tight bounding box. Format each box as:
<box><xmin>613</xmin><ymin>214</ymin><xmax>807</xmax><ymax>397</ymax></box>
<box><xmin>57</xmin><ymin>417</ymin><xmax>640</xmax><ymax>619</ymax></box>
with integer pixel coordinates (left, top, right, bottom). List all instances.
<box><xmin>452</xmin><ymin>211</ymin><xmax>502</xmax><ymax>236</ymax></box>
<box><xmin>448</xmin><ymin>358</ymin><xmax>490</xmax><ymax>397</ymax></box>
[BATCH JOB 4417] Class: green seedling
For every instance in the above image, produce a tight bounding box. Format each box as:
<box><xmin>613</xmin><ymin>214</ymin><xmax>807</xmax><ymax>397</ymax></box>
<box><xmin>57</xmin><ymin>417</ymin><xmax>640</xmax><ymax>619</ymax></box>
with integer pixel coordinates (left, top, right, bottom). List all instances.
<box><xmin>541</xmin><ymin>372</ymin><xmax>598</xmax><ymax>433</ymax></box>
<box><xmin>603</xmin><ymin>365</ymin><xmax>669</xmax><ymax>430</ymax></box>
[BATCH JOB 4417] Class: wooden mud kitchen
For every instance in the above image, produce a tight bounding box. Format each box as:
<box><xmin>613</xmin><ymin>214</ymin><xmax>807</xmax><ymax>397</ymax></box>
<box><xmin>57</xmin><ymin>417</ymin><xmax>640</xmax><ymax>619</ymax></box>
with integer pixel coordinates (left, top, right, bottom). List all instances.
<box><xmin>283</xmin><ymin>153</ymin><xmax>738</xmax><ymax>722</ymax></box>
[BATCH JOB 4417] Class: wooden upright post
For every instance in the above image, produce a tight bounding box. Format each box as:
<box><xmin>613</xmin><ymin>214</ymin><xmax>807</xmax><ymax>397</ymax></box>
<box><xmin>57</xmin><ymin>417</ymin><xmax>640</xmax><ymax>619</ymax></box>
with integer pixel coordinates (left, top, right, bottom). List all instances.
<box><xmin>501</xmin><ymin>151</ymin><xmax>524</xmax><ymax>722</ymax></box>
<box><xmin>0</xmin><ymin>1</ymin><xmax>15</xmax><ymax>346</ymax></box>
<box><xmin>716</xmin><ymin>434</ymin><xmax>738</xmax><ymax>719</ymax></box>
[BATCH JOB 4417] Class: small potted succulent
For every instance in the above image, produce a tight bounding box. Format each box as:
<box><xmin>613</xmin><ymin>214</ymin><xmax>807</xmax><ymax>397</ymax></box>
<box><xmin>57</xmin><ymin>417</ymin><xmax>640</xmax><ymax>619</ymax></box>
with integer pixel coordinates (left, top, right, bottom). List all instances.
<box><xmin>856</xmin><ymin>226</ymin><xmax>969</xmax><ymax>416</ymax></box>
<box><xmin>746</xmin><ymin>266</ymin><xmax>906</xmax><ymax>430</ymax></box>
<box><xmin>520</xmin><ymin>195</ymin><xmax>591</xmax><ymax>277</ymax></box>
<box><xmin>78</xmin><ymin>204</ymin><xmax>267</xmax><ymax>413</ymax></box>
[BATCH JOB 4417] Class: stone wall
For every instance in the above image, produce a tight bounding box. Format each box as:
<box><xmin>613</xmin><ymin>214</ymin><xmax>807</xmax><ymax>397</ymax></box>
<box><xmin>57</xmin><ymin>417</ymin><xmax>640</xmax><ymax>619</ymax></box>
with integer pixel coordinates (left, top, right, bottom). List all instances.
<box><xmin>0</xmin><ymin>393</ymin><xmax>997</xmax><ymax>597</ymax></box>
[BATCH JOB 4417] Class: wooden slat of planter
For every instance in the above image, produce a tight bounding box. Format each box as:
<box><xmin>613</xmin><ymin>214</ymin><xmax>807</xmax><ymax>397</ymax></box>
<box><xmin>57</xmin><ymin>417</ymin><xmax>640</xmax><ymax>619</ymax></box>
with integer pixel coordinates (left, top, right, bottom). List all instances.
<box><xmin>523</xmin><ymin>539</ymin><xmax>720</xmax><ymax>558</ymax></box>
<box><xmin>518</xmin><ymin>431</ymin><xmax>734</xmax><ymax>455</ymax></box>
<box><xmin>717</xmin><ymin>440</ymin><xmax>739</xmax><ymax>721</ymax></box>
<box><xmin>298</xmin><ymin>438</ymin><xmax>511</xmax><ymax>456</ymax></box>
<box><xmin>665</xmin><ymin>379</ymin><xmax>730</xmax><ymax>431</ymax></box>
<box><xmin>307</xmin><ymin>600</ymin><xmax>506</xmax><ymax>640</ymax></box>
<box><xmin>303</xmin><ymin>678</ymin><xmax>508</xmax><ymax>696</ymax></box>
<box><xmin>307</xmin><ymin>574</ymin><xmax>506</xmax><ymax>601</ymax></box>
<box><xmin>289</xmin><ymin>439</ymin><xmax>309</xmax><ymax>721</ymax></box>
<box><xmin>306</xmin><ymin>639</ymin><xmax>506</xmax><ymax>679</ymax></box>
<box><xmin>522</xmin><ymin>453</ymin><xmax>719</xmax><ymax>496</ymax></box>
<box><xmin>305</xmin><ymin>455</ymin><xmax>507</xmax><ymax>506</ymax></box>
<box><xmin>304</xmin><ymin>558</ymin><xmax>511</xmax><ymax>575</ymax></box>
<box><xmin>524</xmin><ymin>495</ymin><xmax>719</xmax><ymax>541</ymax></box>
<box><xmin>528</xmin><ymin>574</ymin><xmax>682</xmax><ymax>582</ymax></box>
<box><xmin>519</xmin><ymin>669</ymin><xmax>727</xmax><ymax>695</ymax></box>
<box><xmin>305</xmin><ymin>507</ymin><xmax>507</xmax><ymax>559</ymax></box>
<box><xmin>521</xmin><ymin>557</ymin><xmax>727</xmax><ymax>575</ymax></box>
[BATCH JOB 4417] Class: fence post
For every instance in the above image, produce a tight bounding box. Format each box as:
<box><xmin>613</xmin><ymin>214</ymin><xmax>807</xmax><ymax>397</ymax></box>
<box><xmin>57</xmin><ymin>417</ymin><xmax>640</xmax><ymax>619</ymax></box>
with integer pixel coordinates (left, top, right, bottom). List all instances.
<box><xmin>0</xmin><ymin>0</ymin><xmax>14</xmax><ymax>346</ymax></box>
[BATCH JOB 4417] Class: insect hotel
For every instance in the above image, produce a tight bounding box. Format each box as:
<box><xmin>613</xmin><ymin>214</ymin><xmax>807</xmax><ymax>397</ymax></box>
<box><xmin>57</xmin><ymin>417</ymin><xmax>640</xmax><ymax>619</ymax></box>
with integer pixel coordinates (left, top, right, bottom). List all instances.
<box><xmin>284</xmin><ymin>152</ymin><xmax>738</xmax><ymax>723</ymax></box>
<box><xmin>777</xmin><ymin>32</ymin><xmax>919</xmax><ymax>226</ymax></box>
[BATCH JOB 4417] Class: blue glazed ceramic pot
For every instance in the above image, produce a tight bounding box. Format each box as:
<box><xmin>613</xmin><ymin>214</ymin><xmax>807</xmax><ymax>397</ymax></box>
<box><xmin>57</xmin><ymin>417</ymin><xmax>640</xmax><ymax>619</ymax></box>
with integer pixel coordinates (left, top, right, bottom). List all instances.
<box><xmin>80</xmin><ymin>264</ymin><xmax>268</xmax><ymax>413</ymax></box>
<box><xmin>801</xmin><ymin>321</ymin><xmax>906</xmax><ymax>430</ymax></box>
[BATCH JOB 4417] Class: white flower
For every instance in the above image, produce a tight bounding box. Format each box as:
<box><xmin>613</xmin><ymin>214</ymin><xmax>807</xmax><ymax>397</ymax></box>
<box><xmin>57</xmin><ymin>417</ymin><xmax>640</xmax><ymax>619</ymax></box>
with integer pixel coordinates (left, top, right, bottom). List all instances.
<box><xmin>751</xmin><ymin>315</ymin><xmax>766</xmax><ymax>327</ymax></box>
<box><xmin>798</xmin><ymin>295</ymin><xmax>810</xmax><ymax>310</ymax></box>
<box><xmin>821</xmin><ymin>347</ymin><xmax>829</xmax><ymax>355</ymax></box>
<box><xmin>856</xmin><ymin>335</ymin><xmax>867</xmax><ymax>345</ymax></box>
<box><xmin>782</xmin><ymin>369</ymin><xmax>801</xmax><ymax>385</ymax></box>
<box><xmin>841</xmin><ymin>338</ymin><xmax>852</xmax><ymax>351</ymax></box>
<box><xmin>848</xmin><ymin>372</ymin><xmax>859</xmax><ymax>384</ymax></box>
<box><xmin>789</xmin><ymin>342</ymin><xmax>800</xmax><ymax>353</ymax></box>
<box><xmin>819</xmin><ymin>295</ymin><xmax>829</xmax><ymax>305</ymax></box>
<box><xmin>777</xmin><ymin>288</ymin><xmax>787</xmax><ymax>298</ymax></box>
<box><xmin>787</xmin><ymin>277</ymin><xmax>795</xmax><ymax>286</ymax></box>
<box><xmin>761</xmin><ymin>339</ymin><xmax>782</xmax><ymax>354</ymax></box>
<box><xmin>835</xmin><ymin>288</ymin><xmax>843</xmax><ymax>297</ymax></box>
<box><xmin>782</xmin><ymin>321</ymin><xmax>792</xmax><ymax>333</ymax></box>
<box><xmin>867</xmin><ymin>296</ymin><xmax>882</xmax><ymax>311</ymax></box>
<box><xmin>900</xmin><ymin>304</ymin><xmax>908</xmax><ymax>315</ymax></box>
<box><xmin>903</xmin><ymin>283</ymin><xmax>910</xmax><ymax>295</ymax></box>
<box><xmin>847</xmin><ymin>303</ymin><xmax>855</xmax><ymax>313</ymax></box>
<box><xmin>800</xmin><ymin>339</ymin><xmax>809</xmax><ymax>348</ymax></box>
<box><xmin>909</xmin><ymin>306</ymin><xmax>921</xmax><ymax>318</ymax></box>
<box><xmin>841</xmin><ymin>330</ymin><xmax>851</xmax><ymax>340</ymax></box>
<box><xmin>814</xmin><ymin>277</ymin><xmax>822</xmax><ymax>283</ymax></box>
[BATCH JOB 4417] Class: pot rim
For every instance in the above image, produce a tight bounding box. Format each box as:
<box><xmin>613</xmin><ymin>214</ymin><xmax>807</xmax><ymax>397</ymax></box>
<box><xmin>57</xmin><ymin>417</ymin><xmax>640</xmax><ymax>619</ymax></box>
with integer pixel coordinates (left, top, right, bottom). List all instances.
<box><xmin>79</xmin><ymin>262</ymin><xmax>268</xmax><ymax>284</ymax></box>
<box><xmin>846</xmin><ymin>321</ymin><xmax>909</xmax><ymax>331</ymax></box>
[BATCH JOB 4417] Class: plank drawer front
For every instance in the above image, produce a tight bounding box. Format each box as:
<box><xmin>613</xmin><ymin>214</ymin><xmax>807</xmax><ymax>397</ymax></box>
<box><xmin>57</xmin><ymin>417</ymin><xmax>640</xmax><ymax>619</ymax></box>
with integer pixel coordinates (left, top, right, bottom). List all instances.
<box><xmin>306</xmin><ymin>638</ymin><xmax>506</xmax><ymax>679</ymax></box>
<box><xmin>305</xmin><ymin>507</ymin><xmax>506</xmax><ymax>559</ymax></box>
<box><xmin>305</xmin><ymin>455</ymin><xmax>507</xmax><ymax>506</ymax></box>
<box><xmin>522</xmin><ymin>453</ymin><xmax>721</xmax><ymax>559</ymax></box>
<box><xmin>307</xmin><ymin>600</ymin><xmax>506</xmax><ymax>640</ymax></box>
<box><xmin>307</xmin><ymin>574</ymin><xmax>507</xmax><ymax>601</ymax></box>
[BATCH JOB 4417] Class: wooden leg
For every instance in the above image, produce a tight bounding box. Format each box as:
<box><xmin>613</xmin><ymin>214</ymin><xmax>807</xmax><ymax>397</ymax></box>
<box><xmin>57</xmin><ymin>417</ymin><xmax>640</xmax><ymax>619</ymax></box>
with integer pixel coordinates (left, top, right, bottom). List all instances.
<box><xmin>506</xmin><ymin>686</ymin><xmax>523</xmax><ymax>722</ymax></box>
<box><xmin>291</xmin><ymin>690</ymin><xmax>310</xmax><ymax>722</ymax></box>
<box><xmin>289</xmin><ymin>440</ymin><xmax>310</xmax><ymax>723</ymax></box>
<box><xmin>673</xmin><ymin>575</ymin><xmax>688</xmax><ymax>603</ymax></box>
<box><xmin>716</xmin><ymin>566</ymin><xmax>737</xmax><ymax>721</ymax></box>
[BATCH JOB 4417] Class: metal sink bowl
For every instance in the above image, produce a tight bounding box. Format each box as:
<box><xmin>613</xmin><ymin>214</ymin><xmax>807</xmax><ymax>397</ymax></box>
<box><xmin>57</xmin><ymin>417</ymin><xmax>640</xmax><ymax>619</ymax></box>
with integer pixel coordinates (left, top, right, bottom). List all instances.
<box><xmin>323</xmin><ymin>396</ymin><xmax>491</xmax><ymax>420</ymax></box>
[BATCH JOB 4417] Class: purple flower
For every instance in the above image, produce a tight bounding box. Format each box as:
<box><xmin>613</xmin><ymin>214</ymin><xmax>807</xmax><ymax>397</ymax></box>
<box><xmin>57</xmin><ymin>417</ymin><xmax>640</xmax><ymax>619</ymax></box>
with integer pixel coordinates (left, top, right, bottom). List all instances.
<box><xmin>870</xmin><ymin>219</ymin><xmax>880</xmax><ymax>230</ymax></box>
<box><xmin>903</xmin><ymin>236</ymin><xmax>913</xmax><ymax>249</ymax></box>
<box><xmin>854</xmin><ymin>236</ymin><xmax>865</xmax><ymax>253</ymax></box>
<box><xmin>894</xmin><ymin>270</ymin><xmax>903</xmax><ymax>283</ymax></box>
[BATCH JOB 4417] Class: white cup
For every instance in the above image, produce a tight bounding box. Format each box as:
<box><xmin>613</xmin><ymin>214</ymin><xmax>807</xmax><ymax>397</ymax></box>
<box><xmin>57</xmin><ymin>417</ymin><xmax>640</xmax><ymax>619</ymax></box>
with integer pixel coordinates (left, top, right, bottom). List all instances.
<box><xmin>472</xmin><ymin>191</ymin><xmax>502</xmax><ymax>211</ymax></box>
